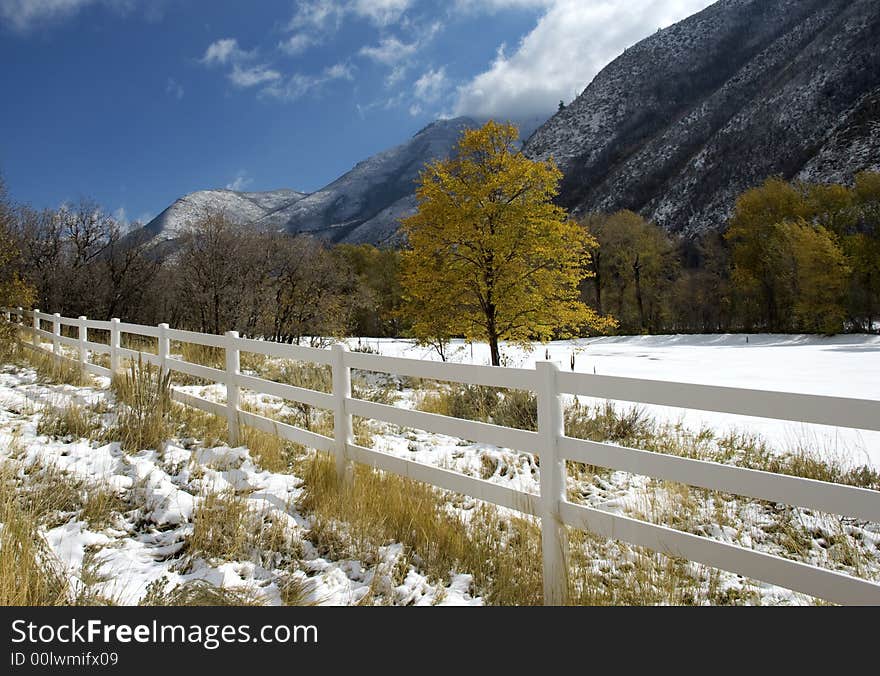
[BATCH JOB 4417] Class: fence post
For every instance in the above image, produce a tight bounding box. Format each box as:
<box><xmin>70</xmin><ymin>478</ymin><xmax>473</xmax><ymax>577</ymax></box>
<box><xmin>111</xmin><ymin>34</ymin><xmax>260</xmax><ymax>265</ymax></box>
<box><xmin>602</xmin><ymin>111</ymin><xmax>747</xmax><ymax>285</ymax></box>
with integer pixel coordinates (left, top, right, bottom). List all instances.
<box><xmin>537</xmin><ymin>360</ymin><xmax>569</xmax><ymax>606</ymax></box>
<box><xmin>32</xmin><ymin>310</ymin><xmax>40</xmax><ymax>348</ymax></box>
<box><xmin>331</xmin><ymin>343</ymin><xmax>353</xmax><ymax>482</ymax></box>
<box><xmin>52</xmin><ymin>313</ymin><xmax>61</xmax><ymax>357</ymax></box>
<box><xmin>110</xmin><ymin>318</ymin><xmax>120</xmax><ymax>373</ymax></box>
<box><xmin>158</xmin><ymin>323</ymin><xmax>169</xmax><ymax>373</ymax></box>
<box><xmin>78</xmin><ymin>316</ymin><xmax>88</xmax><ymax>370</ymax></box>
<box><xmin>225</xmin><ymin>331</ymin><xmax>240</xmax><ymax>447</ymax></box>
<box><xmin>17</xmin><ymin>307</ymin><xmax>23</xmax><ymax>325</ymax></box>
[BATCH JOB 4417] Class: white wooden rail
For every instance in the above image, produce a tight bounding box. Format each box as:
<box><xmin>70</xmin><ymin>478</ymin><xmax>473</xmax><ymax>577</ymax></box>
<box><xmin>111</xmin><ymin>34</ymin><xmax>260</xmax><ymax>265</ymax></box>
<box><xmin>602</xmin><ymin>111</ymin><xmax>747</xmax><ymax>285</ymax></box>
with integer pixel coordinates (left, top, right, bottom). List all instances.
<box><xmin>4</xmin><ymin>307</ymin><xmax>880</xmax><ymax>606</ymax></box>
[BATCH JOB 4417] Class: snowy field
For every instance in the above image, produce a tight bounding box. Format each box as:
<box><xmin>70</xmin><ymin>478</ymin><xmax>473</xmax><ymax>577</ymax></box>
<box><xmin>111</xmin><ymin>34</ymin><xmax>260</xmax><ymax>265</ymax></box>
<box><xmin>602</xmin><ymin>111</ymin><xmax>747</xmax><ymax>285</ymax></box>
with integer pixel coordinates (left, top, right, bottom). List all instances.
<box><xmin>0</xmin><ymin>367</ymin><xmax>478</xmax><ymax>606</ymax></box>
<box><xmin>1</xmin><ymin>333</ymin><xmax>878</xmax><ymax>606</ymax></box>
<box><xmin>349</xmin><ymin>333</ymin><xmax>880</xmax><ymax>469</ymax></box>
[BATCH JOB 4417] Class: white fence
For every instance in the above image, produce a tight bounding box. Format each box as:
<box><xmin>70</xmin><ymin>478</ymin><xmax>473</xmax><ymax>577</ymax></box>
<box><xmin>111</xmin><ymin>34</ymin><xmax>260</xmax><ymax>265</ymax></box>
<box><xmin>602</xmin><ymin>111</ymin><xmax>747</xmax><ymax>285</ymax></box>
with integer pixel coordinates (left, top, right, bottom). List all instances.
<box><xmin>4</xmin><ymin>306</ymin><xmax>880</xmax><ymax>605</ymax></box>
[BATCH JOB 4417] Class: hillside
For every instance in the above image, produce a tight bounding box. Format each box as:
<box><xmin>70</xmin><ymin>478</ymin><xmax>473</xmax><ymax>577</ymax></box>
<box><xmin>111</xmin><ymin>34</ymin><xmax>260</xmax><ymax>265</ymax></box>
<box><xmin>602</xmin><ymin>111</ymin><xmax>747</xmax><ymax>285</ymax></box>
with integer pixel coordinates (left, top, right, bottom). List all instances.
<box><xmin>142</xmin><ymin>118</ymin><xmax>478</xmax><ymax>246</ymax></box>
<box><xmin>523</xmin><ymin>0</ymin><xmax>880</xmax><ymax>234</ymax></box>
<box><xmin>267</xmin><ymin>116</ymin><xmax>478</xmax><ymax>245</ymax></box>
<box><xmin>143</xmin><ymin>188</ymin><xmax>308</xmax><ymax>241</ymax></box>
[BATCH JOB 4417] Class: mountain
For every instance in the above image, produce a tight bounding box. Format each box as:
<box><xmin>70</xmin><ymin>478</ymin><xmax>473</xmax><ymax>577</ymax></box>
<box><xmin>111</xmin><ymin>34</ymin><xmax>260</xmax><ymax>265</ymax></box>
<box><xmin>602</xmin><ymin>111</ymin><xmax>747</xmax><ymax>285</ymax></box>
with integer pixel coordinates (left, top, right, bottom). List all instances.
<box><xmin>523</xmin><ymin>0</ymin><xmax>880</xmax><ymax>235</ymax></box>
<box><xmin>143</xmin><ymin>117</ymin><xmax>479</xmax><ymax>246</ymax></box>
<box><xmin>143</xmin><ymin>188</ymin><xmax>308</xmax><ymax>241</ymax></box>
<box><xmin>261</xmin><ymin>116</ymin><xmax>478</xmax><ymax>245</ymax></box>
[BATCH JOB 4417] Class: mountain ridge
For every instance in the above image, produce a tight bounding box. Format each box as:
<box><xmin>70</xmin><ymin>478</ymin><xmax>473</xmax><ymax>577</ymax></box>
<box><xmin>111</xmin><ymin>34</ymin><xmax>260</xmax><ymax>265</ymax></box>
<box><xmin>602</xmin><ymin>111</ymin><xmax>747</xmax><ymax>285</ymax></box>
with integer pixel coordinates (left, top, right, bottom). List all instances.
<box><xmin>522</xmin><ymin>0</ymin><xmax>880</xmax><ymax>234</ymax></box>
<box><xmin>142</xmin><ymin>117</ymin><xmax>480</xmax><ymax>246</ymax></box>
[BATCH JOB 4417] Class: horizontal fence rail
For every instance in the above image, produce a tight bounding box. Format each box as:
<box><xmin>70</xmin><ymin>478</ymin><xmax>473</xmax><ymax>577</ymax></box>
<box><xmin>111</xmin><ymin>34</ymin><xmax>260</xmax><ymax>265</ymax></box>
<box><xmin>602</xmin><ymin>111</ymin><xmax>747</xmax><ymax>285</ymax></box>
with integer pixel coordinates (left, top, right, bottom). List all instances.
<box><xmin>557</xmin><ymin>371</ymin><xmax>880</xmax><ymax>432</ymax></box>
<box><xmin>3</xmin><ymin>306</ymin><xmax>880</xmax><ymax>606</ymax></box>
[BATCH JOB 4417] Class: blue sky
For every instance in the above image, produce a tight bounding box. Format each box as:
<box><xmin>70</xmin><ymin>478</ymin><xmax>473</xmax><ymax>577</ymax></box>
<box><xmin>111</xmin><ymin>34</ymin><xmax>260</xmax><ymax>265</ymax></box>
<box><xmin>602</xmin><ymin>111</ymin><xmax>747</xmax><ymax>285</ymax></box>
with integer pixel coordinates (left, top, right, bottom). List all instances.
<box><xmin>0</xmin><ymin>0</ymin><xmax>714</xmax><ymax>225</ymax></box>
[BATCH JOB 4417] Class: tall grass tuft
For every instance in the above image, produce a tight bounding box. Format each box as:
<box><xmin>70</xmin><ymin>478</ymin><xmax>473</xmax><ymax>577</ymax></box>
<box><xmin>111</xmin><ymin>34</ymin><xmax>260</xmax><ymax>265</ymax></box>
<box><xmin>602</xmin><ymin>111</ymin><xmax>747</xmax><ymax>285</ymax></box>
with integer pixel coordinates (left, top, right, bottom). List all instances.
<box><xmin>0</xmin><ymin>321</ymin><xmax>23</xmax><ymax>362</ymax></box>
<box><xmin>111</xmin><ymin>356</ymin><xmax>173</xmax><ymax>453</ymax></box>
<box><xmin>241</xmin><ymin>425</ymin><xmax>292</xmax><ymax>473</ymax></box>
<box><xmin>185</xmin><ymin>488</ymin><xmax>302</xmax><ymax>568</ymax></box>
<box><xmin>564</xmin><ymin>399</ymin><xmax>880</xmax><ymax>490</ymax></box>
<box><xmin>140</xmin><ymin>578</ymin><xmax>266</xmax><ymax>606</ymax></box>
<box><xmin>178</xmin><ymin>342</ymin><xmax>224</xmax><ymax>369</ymax></box>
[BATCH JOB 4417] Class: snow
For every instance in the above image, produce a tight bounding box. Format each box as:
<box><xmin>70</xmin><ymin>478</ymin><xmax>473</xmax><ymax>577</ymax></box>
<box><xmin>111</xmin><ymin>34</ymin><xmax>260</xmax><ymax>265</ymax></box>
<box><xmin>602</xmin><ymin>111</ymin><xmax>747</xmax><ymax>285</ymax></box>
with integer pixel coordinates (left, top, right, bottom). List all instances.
<box><xmin>2</xmin><ymin>333</ymin><xmax>878</xmax><ymax>606</ymax></box>
<box><xmin>144</xmin><ymin>189</ymin><xmax>308</xmax><ymax>241</ymax></box>
<box><xmin>0</xmin><ymin>366</ymin><xmax>481</xmax><ymax>606</ymax></box>
<box><xmin>345</xmin><ymin>333</ymin><xmax>880</xmax><ymax>470</ymax></box>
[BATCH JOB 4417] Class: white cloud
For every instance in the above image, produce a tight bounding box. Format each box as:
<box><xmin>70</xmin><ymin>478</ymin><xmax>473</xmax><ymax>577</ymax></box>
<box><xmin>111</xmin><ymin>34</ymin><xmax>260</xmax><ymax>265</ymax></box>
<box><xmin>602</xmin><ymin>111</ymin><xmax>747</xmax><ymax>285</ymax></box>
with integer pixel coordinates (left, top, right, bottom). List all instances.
<box><xmin>229</xmin><ymin>64</ymin><xmax>281</xmax><ymax>88</ymax></box>
<box><xmin>201</xmin><ymin>37</ymin><xmax>250</xmax><ymax>66</ymax></box>
<box><xmin>324</xmin><ymin>62</ymin><xmax>354</xmax><ymax>81</ymax></box>
<box><xmin>261</xmin><ymin>62</ymin><xmax>353</xmax><ymax>101</ymax></box>
<box><xmin>0</xmin><ymin>0</ymin><xmax>137</xmax><ymax>31</ymax></box>
<box><xmin>287</xmin><ymin>0</ymin><xmax>412</xmax><ymax>32</ymax></box>
<box><xmin>262</xmin><ymin>73</ymin><xmax>315</xmax><ymax>101</ymax></box>
<box><xmin>414</xmin><ymin>66</ymin><xmax>448</xmax><ymax>103</ymax></box>
<box><xmin>226</xmin><ymin>171</ymin><xmax>253</xmax><ymax>192</ymax></box>
<box><xmin>286</xmin><ymin>0</ymin><xmax>345</xmax><ymax>31</ymax></box>
<box><xmin>453</xmin><ymin>0</ymin><xmax>715</xmax><ymax>120</ymax></box>
<box><xmin>357</xmin><ymin>21</ymin><xmax>441</xmax><ymax>88</ymax></box>
<box><xmin>200</xmin><ymin>37</ymin><xmax>280</xmax><ymax>90</ymax></box>
<box><xmin>358</xmin><ymin>36</ymin><xmax>418</xmax><ymax>66</ymax></box>
<box><xmin>277</xmin><ymin>0</ymin><xmax>415</xmax><ymax>57</ymax></box>
<box><xmin>165</xmin><ymin>77</ymin><xmax>184</xmax><ymax>100</ymax></box>
<box><xmin>384</xmin><ymin>64</ymin><xmax>407</xmax><ymax>88</ymax></box>
<box><xmin>351</xmin><ymin>0</ymin><xmax>411</xmax><ymax>27</ymax></box>
<box><xmin>278</xmin><ymin>32</ymin><xmax>315</xmax><ymax>56</ymax></box>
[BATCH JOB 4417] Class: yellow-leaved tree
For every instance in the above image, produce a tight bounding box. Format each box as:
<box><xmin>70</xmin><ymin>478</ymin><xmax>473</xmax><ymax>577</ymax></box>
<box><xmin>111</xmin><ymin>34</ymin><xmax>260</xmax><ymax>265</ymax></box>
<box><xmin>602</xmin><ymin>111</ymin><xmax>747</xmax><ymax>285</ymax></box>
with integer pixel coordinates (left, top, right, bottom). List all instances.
<box><xmin>0</xmin><ymin>177</ymin><xmax>33</xmax><ymax>310</ymax></box>
<box><xmin>0</xmin><ymin>177</ymin><xmax>35</xmax><ymax>358</ymax></box>
<box><xmin>400</xmin><ymin>120</ymin><xmax>613</xmax><ymax>366</ymax></box>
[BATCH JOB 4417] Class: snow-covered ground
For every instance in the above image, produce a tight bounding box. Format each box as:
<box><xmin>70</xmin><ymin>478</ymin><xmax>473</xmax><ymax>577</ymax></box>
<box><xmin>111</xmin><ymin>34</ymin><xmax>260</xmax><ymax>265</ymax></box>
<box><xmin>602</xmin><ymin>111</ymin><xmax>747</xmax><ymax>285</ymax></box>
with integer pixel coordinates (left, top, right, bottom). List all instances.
<box><xmin>1</xmin><ymin>333</ymin><xmax>878</xmax><ymax>606</ymax></box>
<box><xmin>0</xmin><ymin>367</ymin><xmax>479</xmax><ymax>606</ymax></box>
<box><xmin>346</xmin><ymin>333</ymin><xmax>880</xmax><ymax>469</ymax></box>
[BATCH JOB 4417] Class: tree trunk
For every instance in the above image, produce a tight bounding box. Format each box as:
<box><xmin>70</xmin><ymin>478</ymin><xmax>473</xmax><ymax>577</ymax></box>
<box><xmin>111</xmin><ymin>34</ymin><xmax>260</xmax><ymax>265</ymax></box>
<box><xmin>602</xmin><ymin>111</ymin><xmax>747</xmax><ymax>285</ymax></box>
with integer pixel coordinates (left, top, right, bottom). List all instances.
<box><xmin>486</xmin><ymin>301</ymin><xmax>501</xmax><ymax>366</ymax></box>
<box><xmin>633</xmin><ymin>254</ymin><xmax>645</xmax><ymax>332</ymax></box>
<box><xmin>489</xmin><ymin>334</ymin><xmax>501</xmax><ymax>367</ymax></box>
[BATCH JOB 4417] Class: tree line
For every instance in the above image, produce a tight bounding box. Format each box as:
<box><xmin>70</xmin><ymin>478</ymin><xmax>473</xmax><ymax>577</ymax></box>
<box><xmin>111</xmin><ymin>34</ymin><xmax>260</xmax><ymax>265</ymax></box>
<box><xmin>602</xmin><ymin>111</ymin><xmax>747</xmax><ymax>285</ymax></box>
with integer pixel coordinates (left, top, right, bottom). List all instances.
<box><xmin>0</xmin><ymin>186</ymin><xmax>403</xmax><ymax>344</ymax></box>
<box><xmin>580</xmin><ymin>172</ymin><xmax>880</xmax><ymax>335</ymax></box>
<box><xmin>1</xmin><ymin>158</ymin><xmax>878</xmax><ymax>347</ymax></box>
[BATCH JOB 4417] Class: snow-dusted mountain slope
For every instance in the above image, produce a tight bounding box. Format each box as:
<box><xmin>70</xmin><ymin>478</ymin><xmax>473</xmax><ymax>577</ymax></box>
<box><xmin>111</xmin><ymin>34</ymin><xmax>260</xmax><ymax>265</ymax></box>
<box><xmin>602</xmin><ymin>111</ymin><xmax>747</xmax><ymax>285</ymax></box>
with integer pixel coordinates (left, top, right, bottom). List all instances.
<box><xmin>265</xmin><ymin>117</ymin><xmax>478</xmax><ymax>245</ymax></box>
<box><xmin>523</xmin><ymin>0</ymin><xmax>880</xmax><ymax>235</ymax></box>
<box><xmin>142</xmin><ymin>117</ymin><xmax>479</xmax><ymax>246</ymax></box>
<box><xmin>143</xmin><ymin>189</ymin><xmax>309</xmax><ymax>241</ymax></box>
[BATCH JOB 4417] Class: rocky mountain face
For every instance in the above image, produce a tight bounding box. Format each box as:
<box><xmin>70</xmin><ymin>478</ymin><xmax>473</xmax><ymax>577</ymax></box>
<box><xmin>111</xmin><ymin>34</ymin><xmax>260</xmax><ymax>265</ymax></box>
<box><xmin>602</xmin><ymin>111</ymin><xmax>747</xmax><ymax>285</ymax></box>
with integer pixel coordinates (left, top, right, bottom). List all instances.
<box><xmin>523</xmin><ymin>0</ymin><xmax>880</xmax><ymax>235</ymax></box>
<box><xmin>143</xmin><ymin>117</ymin><xmax>478</xmax><ymax>246</ymax></box>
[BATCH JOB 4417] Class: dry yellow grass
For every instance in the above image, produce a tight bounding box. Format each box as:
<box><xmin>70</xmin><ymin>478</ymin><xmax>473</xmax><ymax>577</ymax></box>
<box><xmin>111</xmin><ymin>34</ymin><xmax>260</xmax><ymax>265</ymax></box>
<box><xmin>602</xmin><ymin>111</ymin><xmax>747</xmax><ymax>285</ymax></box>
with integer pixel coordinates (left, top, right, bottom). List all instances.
<box><xmin>184</xmin><ymin>487</ymin><xmax>303</xmax><ymax>570</ymax></box>
<box><xmin>111</xmin><ymin>358</ymin><xmax>174</xmax><ymax>452</ymax></box>
<box><xmin>23</xmin><ymin>348</ymin><xmax>91</xmax><ymax>387</ymax></box>
<box><xmin>298</xmin><ymin>452</ymin><xmax>545</xmax><ymax>605</ymax></box>
<box><xmin>37</xmin><ymin>402</ymin><xmax>102</xmax><ymax>441</ymax></box>
<box><xmin>0</xmin><ymin>466</ymin><xmax>69</xmax><ymax>605</ymax></box>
